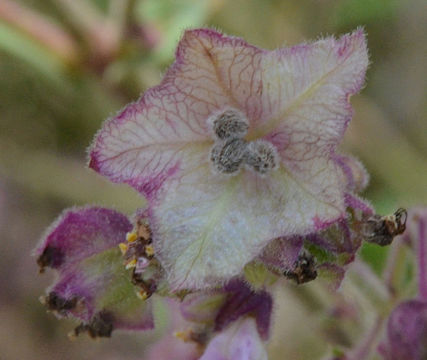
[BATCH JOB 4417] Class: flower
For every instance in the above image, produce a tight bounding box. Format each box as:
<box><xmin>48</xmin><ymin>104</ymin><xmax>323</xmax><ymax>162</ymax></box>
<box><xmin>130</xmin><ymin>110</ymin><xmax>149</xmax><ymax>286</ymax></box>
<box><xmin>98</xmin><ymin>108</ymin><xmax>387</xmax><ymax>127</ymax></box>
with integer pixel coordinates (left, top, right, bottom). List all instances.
<box><xmin>89</xmin><ymin>28</ymin><xmax>369</xmax><ymax>291</ymax></box>
<box><xmin>34</xmin><ymin>207</ymin><xmax>154</xmax><ymax>337</ymax></box>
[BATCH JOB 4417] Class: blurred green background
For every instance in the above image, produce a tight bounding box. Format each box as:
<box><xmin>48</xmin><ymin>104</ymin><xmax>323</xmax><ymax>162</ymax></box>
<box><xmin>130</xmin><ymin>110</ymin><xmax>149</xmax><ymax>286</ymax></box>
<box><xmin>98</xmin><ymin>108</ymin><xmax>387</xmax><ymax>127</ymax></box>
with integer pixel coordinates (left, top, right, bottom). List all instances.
<box><xmin>0</xmin><ymin>0</ymin><xmax>425</xmax><ymax>359</ymax></box>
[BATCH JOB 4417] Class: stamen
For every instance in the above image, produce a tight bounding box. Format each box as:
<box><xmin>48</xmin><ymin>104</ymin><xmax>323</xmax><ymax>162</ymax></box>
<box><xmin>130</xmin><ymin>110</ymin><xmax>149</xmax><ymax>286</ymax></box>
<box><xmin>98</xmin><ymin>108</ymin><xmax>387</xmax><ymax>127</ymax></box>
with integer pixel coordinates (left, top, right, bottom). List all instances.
<box><xmin>245</xmin><ymin>140</ymin><xmax>279</xmax><ymax>175</ymax></box>
<box><xmin>144</xmin><ymin>244</ymin><xmax>155</xmax><ymax>257</ymax></box>
<box><xmin>126</xmin><ymin>232</ymin><xmax>138</xmax><ymax>243</ymax></box>
<box><xmin>136</xmin><ymin>221</ymin><xmax>151</xmax><ymax>241</ymax></box>
<box><xmin>174</xmin><ymin>329</ymin><xmax>208</xmax><ymax>346</ymax></box>
<box><xmin>209</xmin><ymin>108</ymin><xmax>249</xmax><ymax>140</ymax></box>
<box><xmin>119</xmin><ymin>243</ymin><xmax>128</xmax><ymax>254</ymax></box>
<box><xmin>283</xmin><ymin>252</ymin><xmax>318</xmax><ymax>284</ymax></box>
<box><xmin>136</xmin><ymin>289</ymin><xmax>149</xmax><ymax>300</ymax></box>
<box><xmin>211</xmin><ymin>138</ymin><xmax>248</xmax><ymax>174</ymax></box>
<box><xmin>134</xmin><ymin>256</ymin><xmax>150</xmax><ymax>272</ymax></box>
<box><xmin>174</xmin><ymin>330</ymin><xmax>191</xmax><ymax>342</ymax></box>
<box><xmin>125</xmin><ymin>259</ymin><xmax>137</xmax><ymax>269</ymax></box>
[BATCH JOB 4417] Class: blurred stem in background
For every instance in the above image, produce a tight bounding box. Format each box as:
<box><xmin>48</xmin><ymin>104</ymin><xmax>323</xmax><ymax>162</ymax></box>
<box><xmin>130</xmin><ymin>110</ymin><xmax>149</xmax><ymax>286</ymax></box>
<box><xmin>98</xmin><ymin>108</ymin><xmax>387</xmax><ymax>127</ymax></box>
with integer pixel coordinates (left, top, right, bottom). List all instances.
<box><xmin>53</xmin><ymin>0</ymin><xmax>126</xmax><ymax>70</ymax></box>
<box><xmin>0</xmin><ymin>0</ymin><xmax>79</xmax><ymax>64</ymax></box>
<box><xmin>0</xmin><ymin>0</ymin><xmax>76</xmax><ymax>87</ymax></box>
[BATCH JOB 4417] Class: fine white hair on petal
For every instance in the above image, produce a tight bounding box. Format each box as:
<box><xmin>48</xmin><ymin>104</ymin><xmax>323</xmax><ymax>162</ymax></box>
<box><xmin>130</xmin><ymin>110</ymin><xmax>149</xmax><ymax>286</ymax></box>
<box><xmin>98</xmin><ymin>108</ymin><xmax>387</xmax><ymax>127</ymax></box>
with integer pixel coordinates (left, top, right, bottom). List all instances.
<box><xmin>89</xmin><ymin>28</ymin><xmax>369</xmax><ymax>290</ymax></box>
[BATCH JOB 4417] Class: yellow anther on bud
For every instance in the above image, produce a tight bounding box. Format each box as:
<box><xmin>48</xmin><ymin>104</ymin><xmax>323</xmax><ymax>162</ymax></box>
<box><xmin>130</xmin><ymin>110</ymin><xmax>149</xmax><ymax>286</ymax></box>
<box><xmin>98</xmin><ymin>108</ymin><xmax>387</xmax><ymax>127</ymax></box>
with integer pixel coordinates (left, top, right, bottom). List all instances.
<box><xmin>68</xmin><ymin>331</ymin><xmax>77</xmax><ymax>341</ymax></box>
<box><xmin>126</xmin><ymin>232</ymin><xmax>138</xmax><ymax>243</ymax></box>
<box><xmin>174</xmin><ymin>330</ymin><xmax>191</xmax><ymax>342</ymax></box>
<box><xmin>145</xmin><ymin>244</ymin><xmax>154</xmax><ymax>256</ymax></box>
<box><xmin>136</xmin><ymin>290</ymin><xmax>149</xmax><ymax>300</ymax></box>
<box><xmin>118</xmin><ymin>243</ymin><xmax>128</xmax><ymax>254</ymax></box>
<box><xmin>125</xmin><ymin>259</ymin><xmax>137</xmax><ymax>269</ymax></box>
<box><xmin>39</xmin><ymin>295</ymin><xmax>46</xmax><ymax>305</ymax></box>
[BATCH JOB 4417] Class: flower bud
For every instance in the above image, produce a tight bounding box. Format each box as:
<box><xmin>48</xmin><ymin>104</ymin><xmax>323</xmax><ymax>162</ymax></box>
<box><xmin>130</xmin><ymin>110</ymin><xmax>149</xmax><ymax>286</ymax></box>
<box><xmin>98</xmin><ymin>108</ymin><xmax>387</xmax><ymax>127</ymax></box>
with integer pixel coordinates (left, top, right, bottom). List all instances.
<box><xmin>379</xmin><ymin>300</ymin><xmax>427</xmax><ymax>360</ymax></box>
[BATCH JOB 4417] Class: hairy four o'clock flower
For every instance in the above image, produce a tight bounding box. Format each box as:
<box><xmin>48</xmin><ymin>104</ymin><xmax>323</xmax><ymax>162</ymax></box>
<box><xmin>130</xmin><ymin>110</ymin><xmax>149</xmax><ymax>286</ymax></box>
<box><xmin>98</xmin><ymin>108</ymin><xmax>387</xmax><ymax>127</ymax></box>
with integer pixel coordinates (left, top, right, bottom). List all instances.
<box><xmin>35</xmin><ymin>27</ymin><xmax>408</xmax><ymax>359</ymax></box>
<box><xmin>89</xmin><ymin>28</ymin><xmax>369</xmax><ymax>291</ymax></box>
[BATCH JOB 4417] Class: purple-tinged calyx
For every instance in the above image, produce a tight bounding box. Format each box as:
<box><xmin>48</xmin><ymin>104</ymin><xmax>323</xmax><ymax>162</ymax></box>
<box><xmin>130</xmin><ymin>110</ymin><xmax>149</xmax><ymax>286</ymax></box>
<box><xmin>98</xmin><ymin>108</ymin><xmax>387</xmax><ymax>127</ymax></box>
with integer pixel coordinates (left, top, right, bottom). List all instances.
<box><xmin>215</xmin><ymin>280</ymin><xmax>273</xmax><ymax>339</ymax></box>
<box><xmin>35</xmin><ymin>207</ymin><xmax>154</xmax><ymax>338</ymax></box>
<box><xmin>378</xmin><ymin>300</ymin><xmax>427</xmax><ymax>360</ymax></box>
<box><xmin>257</xmin><ymin>195</ymin><xmax>371</xmax><ymax>289</ymax></box>
<box><xmin>89</xmin><ymin>27</ymin><xmax>370</xmax><ymax>290</ymax></box>
<box><xmin>179</xmin><ymin>280</ymin><xmax>272</xmax><ymax>359</ymax></box>
<box><xmin>181</xmin><ymin>279</ymin><xmax>273</xmax><ymax>341</ymax></box>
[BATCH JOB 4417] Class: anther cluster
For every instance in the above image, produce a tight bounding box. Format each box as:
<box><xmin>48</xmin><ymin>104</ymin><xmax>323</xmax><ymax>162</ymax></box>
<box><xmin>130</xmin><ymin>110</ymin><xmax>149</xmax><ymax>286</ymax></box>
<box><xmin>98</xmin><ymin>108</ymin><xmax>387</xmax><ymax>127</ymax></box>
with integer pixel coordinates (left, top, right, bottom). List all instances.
<box><xmin>209</xmin><ymin>108</ymin><xmax>279</xmax><ymax>175</ymax></box>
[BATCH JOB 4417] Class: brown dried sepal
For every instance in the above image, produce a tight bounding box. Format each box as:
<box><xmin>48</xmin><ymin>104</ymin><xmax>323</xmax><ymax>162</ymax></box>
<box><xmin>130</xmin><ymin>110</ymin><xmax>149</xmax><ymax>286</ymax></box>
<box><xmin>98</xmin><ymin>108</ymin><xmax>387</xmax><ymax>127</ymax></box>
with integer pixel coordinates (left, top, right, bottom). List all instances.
<box><xmin>71</xmin><ymin>310</ymin><xmax>114</xmax><ymax>339</ymax></box>
<box><xmin>41</xmin><ymin>291</ymin><xmax>79</xmax><ymax>316</ymax></box>
<box><xmin>363</xmin><ymin>208</ymin><xmax>407</xmax><ymax>246</ymax></box>
<box><xmin>37</xmin><ymin>246</ymin><xmax>64</xmax><ymax>273</ymax></box>
<box><xmin>284</xmin><ymin>252</ymin><xmax>318</xmax><ymax>284</ymax></box>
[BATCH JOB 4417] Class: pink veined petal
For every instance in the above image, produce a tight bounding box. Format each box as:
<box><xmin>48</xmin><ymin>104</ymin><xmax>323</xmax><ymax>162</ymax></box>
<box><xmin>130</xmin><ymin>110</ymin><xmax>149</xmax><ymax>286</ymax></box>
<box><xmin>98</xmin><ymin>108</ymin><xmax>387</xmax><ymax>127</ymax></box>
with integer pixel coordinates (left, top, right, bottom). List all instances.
<box><xmin>252</xmin><ymin>29</ymin><xmax>369</xmax><ymax>216</ymax></box>
<box><xmin>35</xmin><ymin>207</ymin><xmax>153</xmax><ymax>336</ymax></box>
<box><xmin>89</xmin><ymin>29</ymin><xmax>264</xmax><ymax>199</ymax></box>
<box><xmin>151</xmin><ymin>163</ymin><xmax>347</xmax><ymax>290</ymax></box>
<box><xmin>334</xmin><ymin>153</ymin><xmax>369</xmax><ymax>193</ymax></box>
<box><xmin>255</xmin><ymin>28</ymin><xmax>368</xmax><ymax>149</ymax></box>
